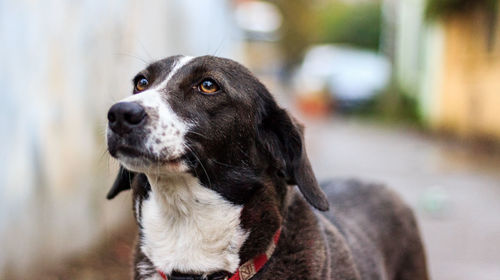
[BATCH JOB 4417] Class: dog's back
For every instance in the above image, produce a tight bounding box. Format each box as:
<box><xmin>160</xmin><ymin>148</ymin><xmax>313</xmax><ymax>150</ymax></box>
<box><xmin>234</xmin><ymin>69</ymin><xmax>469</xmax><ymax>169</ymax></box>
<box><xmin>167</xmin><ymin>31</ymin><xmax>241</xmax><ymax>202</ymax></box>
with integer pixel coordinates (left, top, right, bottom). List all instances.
<box><xmin>320</xmin><ymin>179</ymin><xmax>429</xmax><ymax>280</ymax></box>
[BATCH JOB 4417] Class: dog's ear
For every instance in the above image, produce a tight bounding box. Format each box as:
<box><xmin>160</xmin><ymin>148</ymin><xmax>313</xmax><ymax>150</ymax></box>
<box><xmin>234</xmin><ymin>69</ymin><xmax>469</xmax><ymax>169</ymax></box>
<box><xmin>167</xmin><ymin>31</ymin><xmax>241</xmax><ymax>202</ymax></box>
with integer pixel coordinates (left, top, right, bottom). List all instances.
<box><xmin>259</xmin><ymin>106</ymin><xmax>329</xmax><ymax>211</ymax></box>
<box><xmin>107</xmin><ymin>165</ymin><xmax>135</xmax><ymax>200</ymax></box>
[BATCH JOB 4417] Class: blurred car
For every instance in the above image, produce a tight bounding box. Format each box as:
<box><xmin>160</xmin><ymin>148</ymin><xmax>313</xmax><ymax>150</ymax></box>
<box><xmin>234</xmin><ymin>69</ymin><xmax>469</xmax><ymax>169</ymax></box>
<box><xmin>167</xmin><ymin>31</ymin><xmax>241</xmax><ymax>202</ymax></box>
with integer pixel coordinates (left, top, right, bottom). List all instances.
<box><xmin>293</xmin><ymin>45</ymin><xmax>391</xmax><ymax>113</ymax></box>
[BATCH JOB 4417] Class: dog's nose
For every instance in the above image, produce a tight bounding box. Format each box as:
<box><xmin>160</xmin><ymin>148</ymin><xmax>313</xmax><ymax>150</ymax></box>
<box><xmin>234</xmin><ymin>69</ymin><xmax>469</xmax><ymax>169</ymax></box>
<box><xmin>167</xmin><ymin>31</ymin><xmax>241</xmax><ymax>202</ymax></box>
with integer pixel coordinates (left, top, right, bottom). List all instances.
<box><xmin>107</xmin><ymin>102</ymin><xmax>146</xmax><ymax>134</ymax></box>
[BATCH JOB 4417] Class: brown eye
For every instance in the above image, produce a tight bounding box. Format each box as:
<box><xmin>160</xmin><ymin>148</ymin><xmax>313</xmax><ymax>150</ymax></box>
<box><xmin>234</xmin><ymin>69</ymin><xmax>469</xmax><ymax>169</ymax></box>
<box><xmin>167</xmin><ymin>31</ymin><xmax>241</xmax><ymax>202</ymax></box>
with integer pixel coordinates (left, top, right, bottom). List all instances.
<box><xmin>198</xmin><ymin>79</ymin><xmax>219</xmax><ymax>94</ymax></box>
<box><xmin>136</xmin><ymin>78</ymin><xmax>149</xmax><ymax>91</ymax></box>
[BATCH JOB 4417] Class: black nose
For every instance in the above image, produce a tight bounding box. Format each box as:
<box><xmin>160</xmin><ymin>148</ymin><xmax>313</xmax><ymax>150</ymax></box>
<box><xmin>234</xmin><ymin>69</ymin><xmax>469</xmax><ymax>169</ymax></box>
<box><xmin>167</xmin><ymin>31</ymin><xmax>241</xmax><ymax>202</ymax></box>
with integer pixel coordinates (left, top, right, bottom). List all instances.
<box><xmin>107</xmin><ymin>102</ymin><xmax>146</xmax><ymax>135</ymax></box>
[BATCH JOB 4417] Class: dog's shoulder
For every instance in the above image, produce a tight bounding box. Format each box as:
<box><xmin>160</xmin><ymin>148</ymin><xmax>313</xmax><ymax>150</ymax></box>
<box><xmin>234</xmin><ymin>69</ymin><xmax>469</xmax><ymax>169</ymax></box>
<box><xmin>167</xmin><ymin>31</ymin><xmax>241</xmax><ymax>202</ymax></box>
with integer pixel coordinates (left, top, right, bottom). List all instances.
<box><xmin>320</xmin><ymin>179</ymin><xmax>425</xmax><ymax>279</ymax></box>
<box><xmin>321</xmin><ymin>178</ymin><xmax>417</xmax><ymax>232</ymax></box>
<box><xmin>256</xmin><ymin>189</ymin><xmax>361</xmax><ymax>280</ymax></box>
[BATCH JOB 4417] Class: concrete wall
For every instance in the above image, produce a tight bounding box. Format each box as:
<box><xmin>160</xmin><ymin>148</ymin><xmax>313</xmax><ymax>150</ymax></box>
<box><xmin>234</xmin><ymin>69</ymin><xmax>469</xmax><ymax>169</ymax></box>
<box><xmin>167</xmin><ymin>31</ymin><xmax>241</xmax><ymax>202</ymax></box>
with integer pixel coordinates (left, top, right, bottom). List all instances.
<box><xmin>0</xmin><ymin>0</ymin><xmax>241</xmax><ymax>276</ymax></box>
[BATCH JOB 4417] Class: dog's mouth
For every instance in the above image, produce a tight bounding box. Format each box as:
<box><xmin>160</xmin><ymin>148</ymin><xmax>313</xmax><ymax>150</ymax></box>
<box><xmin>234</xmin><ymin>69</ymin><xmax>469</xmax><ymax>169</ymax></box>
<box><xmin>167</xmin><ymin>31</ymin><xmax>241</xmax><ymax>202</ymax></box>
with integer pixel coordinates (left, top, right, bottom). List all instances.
<box><xmin>114</xmin><ymin>146</ymin><xmax>144</xmax><ymax>158</ymax></box>
<box><xmin>113</xmin><ymin>145</ymin><xmax>183</xmax><ymax>165</ymax></box>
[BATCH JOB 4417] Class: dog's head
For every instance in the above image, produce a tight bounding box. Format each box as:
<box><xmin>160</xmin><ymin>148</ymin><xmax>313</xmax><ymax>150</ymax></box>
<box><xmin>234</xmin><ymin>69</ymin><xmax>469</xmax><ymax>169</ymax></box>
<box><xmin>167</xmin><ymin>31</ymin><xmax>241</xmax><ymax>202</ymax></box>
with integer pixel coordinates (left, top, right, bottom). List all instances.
<box><xmin>106</xmin><ymin>55</ymin><xmax>328</xmax><ymax>211</ymax></box>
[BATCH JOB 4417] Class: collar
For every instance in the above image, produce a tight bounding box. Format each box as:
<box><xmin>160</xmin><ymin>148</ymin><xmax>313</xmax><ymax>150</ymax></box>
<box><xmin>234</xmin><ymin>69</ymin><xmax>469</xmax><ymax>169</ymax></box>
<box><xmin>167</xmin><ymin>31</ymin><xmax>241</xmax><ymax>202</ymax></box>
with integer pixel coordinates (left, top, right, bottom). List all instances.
<box><xmin>158</xmin><ymin>228</ymin><xmax>281</xmax><ymax>280</ymax></box>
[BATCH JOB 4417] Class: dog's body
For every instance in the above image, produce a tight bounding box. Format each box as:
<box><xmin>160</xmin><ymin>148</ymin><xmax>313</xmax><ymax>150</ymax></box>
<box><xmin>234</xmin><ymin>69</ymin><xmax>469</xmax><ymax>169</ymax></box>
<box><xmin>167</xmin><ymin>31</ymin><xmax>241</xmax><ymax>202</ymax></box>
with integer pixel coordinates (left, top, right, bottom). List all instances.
<box><xmin>106</xmin><ymin>55</ymin><xmax>428</xmax><ymax>280</ymax></box>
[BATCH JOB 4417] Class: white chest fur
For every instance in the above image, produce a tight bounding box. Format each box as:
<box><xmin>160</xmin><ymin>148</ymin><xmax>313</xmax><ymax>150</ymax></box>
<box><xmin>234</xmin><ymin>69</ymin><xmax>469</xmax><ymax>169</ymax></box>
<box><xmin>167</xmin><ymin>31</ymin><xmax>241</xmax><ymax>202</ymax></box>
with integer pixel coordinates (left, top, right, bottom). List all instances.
<box><xmin>140</xmin><ymin>174</ymin><xmax>248</xmax><ymax>275</ymax></box>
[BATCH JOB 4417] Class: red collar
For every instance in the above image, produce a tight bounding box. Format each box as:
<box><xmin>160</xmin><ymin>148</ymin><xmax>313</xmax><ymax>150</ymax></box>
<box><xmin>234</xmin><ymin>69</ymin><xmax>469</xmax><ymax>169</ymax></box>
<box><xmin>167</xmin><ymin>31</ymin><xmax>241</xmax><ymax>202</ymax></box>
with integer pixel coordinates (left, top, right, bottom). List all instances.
<box><xmin>158</xmin><ymin>228</ymin><xmax>281</xmax><ymax>280</ymax></box>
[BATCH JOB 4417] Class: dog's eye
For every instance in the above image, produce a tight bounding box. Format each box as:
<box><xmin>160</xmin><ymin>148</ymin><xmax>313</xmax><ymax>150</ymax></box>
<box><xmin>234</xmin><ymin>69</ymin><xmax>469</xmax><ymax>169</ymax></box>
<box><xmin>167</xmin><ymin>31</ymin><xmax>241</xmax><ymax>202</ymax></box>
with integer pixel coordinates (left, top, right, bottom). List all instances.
<box><xmin>198</xmin><ymin>79</ymin><xmax>219</xmax><ymax>94</ymax></box>
<box><xmin>135</xmin><ymin>78</ymin><xmax>149</xmax><ymax>92</ymax></box>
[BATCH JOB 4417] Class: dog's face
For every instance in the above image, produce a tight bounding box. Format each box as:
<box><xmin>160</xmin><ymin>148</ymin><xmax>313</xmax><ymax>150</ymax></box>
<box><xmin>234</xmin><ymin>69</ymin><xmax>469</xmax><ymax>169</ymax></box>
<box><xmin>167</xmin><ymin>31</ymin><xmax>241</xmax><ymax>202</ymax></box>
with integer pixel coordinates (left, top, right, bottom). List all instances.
<box><xmin>107</xmin><ymin>55</ymin><xmax>328</xmax><ymax>209</ymax></box>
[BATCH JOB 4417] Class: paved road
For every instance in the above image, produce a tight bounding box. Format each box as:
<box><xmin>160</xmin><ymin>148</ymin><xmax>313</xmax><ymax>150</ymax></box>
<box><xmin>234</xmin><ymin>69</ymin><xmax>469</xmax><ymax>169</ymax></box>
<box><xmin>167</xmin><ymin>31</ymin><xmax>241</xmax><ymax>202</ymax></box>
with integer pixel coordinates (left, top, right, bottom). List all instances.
<box><xmin>302</xmin><ymin>117</ymin><xmax>500</xmax><ymax>280</ymax></box>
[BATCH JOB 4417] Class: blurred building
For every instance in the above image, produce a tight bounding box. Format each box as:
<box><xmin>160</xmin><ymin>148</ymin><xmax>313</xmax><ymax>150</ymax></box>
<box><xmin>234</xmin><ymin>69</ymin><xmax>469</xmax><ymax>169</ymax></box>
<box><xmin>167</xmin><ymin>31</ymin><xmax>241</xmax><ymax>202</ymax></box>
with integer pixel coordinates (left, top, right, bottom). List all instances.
<box><xmin>385</xmin><ymin>0</ymin><xmax>500</xmax><ymax>140</ymax></box>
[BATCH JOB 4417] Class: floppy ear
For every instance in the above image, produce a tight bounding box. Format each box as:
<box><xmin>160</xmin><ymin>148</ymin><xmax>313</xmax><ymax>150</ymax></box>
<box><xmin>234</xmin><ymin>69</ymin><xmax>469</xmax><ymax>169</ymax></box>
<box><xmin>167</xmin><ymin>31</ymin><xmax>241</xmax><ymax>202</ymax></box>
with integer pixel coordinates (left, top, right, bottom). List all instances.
<box><xmin>107</xmin><ymin>165</ymin><xmax>135</xmax><ymax>200</ymax></box>
<box><xmin>259</xmin><ymin>106</ymin><xmax>329</xmax><ymax>211</ymax></box>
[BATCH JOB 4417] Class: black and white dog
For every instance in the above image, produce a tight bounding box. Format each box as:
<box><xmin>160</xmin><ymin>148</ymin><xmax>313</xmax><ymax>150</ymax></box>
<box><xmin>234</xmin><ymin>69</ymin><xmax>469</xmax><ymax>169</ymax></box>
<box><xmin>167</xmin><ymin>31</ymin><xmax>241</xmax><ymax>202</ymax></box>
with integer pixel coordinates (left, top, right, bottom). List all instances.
<box><xmin>106</xmin><ymin>55</ymin><xmax>429</xmax><ymax>280</ymax></box>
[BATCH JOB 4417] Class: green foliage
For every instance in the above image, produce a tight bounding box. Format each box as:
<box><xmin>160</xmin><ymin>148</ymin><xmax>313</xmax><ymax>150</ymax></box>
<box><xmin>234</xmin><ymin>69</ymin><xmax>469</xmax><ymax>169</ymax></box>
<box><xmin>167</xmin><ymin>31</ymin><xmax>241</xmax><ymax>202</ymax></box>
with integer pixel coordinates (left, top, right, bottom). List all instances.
<box><xmin>273</xmin><ymin>0</ymin><xmax>322</xmax><ymax>68</ymax></box>
<box><xmin>376</xmin><ymin>84</ymin><xmax>422</xmax><ymax>124</ymax></box>
<box><xmin>273</xmin><ymin>0</ymin><xmax>382</xmax><ymax>69</ymax></box>
<box><xmin>352</xmin><ymin>83</ymin><xmax>422</xmax><ymax>126</ymax></box>
<box><xmin>425</xmin><ymin>0</ymin><xmax>498</xmax><ymax>20</ymax></box>
<box><xmin>316</xmin><ymin>2</ymin><xmax>382</xmax><ymax>51</ymax></box>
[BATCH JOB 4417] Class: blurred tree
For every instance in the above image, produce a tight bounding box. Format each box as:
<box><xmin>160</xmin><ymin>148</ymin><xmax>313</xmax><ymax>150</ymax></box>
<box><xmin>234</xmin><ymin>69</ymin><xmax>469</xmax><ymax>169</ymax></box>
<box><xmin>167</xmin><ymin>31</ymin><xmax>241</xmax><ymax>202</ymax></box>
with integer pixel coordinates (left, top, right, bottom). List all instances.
<box><xmin>425</xmin><ymin>0</ymin><xmax>498</xmax><ymax>19</ymax></box>
<box><xmin>273</xmin><ymin>0</ymin><xmax>382</xmax><ymax>70</ymax></box>
<box><xmin>317</xmin><ymin>1</ymin><xmax>381</xmax><ymax>51</ymax></box>
<box><xmin>426</xmin><ymin>0</ymin><xmax>498</xmax><ymax>50</ymax></box>
<box><xmin>272</xmin><ymin>0</ymin><xmax>322</xmax><ymax>70</ymax></box>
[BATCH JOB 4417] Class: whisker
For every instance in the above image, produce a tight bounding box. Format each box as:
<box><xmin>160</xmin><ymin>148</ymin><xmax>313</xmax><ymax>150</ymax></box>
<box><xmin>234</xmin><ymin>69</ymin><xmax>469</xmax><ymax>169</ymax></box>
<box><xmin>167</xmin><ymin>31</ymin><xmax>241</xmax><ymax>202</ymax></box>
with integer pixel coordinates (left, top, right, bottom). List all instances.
<box><xmin>183</xmin><ymin>144</ymin><xmax>212</xmax><ymax>188</ymax></box>
<box><xmin>236</xmin><ymin>146</ymin><xmax>250</xmax><ymax>159</ymax></box>
<box><xmin>212</xmin><ymin>36</ymin><xmax>227</xmax><ymax>56</ymax></box>
<box><xmin>138</xmin><ymin>40</ymin><xmax>153</xmax><ymax>62</ymax></box>
<box><xmin>98</xmin><ymin>148</ymin><xmax>110</xmax><ymax>163</ymax></box>
<box><xmin>114</xmin><ymin>52</ymin><xmax>148</xmax><ymax>65</ymax></box>
<box><xmin>210</xmin><ymin>159</ymin><xmax>237</xmax><ymax>168</ymax></box>
<box><xmin>187</xmin><ymin>131</ymin><xmax>209</xmax><ymax>139</ymax></box>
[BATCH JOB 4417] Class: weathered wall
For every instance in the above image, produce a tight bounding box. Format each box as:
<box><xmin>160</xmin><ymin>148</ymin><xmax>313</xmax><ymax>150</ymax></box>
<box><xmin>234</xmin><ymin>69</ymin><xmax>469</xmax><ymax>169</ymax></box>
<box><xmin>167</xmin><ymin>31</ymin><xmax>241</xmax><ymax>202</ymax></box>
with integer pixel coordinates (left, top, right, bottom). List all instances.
<box><xmin>0</xmin><ymin>0</ymin><xmax>241</xmax><ymax>276</ymax></box>
<box><xmin>437</xmin><ymin>8</ymin><xmax>500</xmax><ymax>139</ymax></box>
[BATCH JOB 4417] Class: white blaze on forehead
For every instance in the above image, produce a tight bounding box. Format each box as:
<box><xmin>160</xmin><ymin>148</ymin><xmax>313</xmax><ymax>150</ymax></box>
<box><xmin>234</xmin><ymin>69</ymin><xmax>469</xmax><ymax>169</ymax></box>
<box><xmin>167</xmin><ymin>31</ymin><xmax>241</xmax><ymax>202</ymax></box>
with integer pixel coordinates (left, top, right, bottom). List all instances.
<box><xmin>123</xmin><ymin>55</ymin><xmax>194</xmax><ymax>103</ymax></box>
<box><xmin>158</xmin><ymin>55</ymin><xmax>194</xmax><ymax>89</ymax></box>
<box><xmin>119</xmin><ymin>55</ymin><xmax>195</xmax><ymax>162</ymax></box>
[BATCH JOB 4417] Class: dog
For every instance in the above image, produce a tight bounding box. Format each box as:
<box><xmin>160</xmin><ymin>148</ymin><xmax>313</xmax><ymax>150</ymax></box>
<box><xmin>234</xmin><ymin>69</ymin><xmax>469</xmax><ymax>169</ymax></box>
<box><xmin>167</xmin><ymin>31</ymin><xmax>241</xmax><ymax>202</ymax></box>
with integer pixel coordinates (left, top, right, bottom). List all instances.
<box><xmin>106</xmin><ymin>55</ymin><xmax>429</xmax><ymax>280</ymax></box>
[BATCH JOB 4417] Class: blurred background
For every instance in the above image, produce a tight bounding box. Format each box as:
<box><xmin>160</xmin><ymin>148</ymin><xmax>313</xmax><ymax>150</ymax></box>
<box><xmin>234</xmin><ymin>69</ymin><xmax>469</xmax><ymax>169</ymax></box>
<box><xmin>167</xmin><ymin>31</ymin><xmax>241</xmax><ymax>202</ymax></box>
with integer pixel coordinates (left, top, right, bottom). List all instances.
<box><xmin>1</xmin><ymin>0</ymin><xmax>500</xmax><ymax>279</ymax></box>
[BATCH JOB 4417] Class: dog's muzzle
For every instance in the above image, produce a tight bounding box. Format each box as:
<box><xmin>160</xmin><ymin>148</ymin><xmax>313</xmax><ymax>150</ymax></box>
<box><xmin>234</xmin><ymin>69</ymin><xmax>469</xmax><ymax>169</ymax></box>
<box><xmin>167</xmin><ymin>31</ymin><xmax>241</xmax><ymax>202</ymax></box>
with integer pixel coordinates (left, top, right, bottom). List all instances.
<box><xmin>107</xmin><ymin>102</ymin><xmax>146</xmax><ymax>135</ymax></box>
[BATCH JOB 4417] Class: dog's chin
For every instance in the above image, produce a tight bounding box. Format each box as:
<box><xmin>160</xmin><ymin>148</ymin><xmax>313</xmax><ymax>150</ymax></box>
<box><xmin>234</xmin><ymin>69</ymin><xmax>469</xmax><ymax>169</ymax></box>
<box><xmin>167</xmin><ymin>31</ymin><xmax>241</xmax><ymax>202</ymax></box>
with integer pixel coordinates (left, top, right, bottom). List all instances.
<box><xmin>114</xmin><ymin>148</ymin><xmax>189</xmax><ymax>175</ymax></box>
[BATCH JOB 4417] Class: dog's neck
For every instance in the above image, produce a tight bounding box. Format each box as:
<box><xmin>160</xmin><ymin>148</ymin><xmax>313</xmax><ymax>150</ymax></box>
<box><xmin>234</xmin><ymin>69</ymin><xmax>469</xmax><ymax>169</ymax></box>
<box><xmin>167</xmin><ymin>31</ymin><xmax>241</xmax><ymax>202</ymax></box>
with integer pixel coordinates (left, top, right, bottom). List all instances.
<box><xmin>138</xmin><ymin>173</ymin><xmax>249</xmax><ymax>276</ymax></box>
